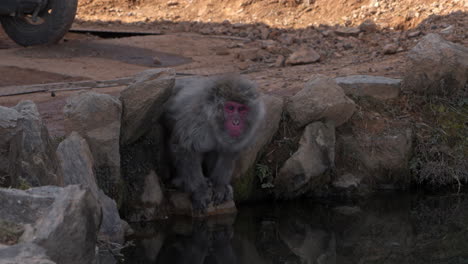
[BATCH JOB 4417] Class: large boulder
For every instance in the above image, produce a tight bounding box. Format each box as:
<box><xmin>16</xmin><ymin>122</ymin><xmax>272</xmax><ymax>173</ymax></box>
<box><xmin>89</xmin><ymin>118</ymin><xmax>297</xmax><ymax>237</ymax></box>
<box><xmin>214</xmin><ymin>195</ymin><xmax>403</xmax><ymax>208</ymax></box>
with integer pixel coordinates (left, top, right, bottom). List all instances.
<box><xmin>286</xmin><ymin>75</ymin><xmax>356</xmax><ymax>127</ymax></box>
<box><xmin>120</xmin><ymin>125</ymin><xmax>166</xmax><ymax>222</ymax></box>
<box><xmin>335</xmin><ymin>75</ymin><xmax>401</xmax><ymax>100</ymax></box>
<box><xmin>20</xmin><ymin>185</ymin><xmax>101</xmax><ymax>264</ymax></box>
<box><xmin>336</xmin><ymin>126</ymin><xmax>413</xmax><ymax>188</ymax></box>
<box><xmin>275</xmin><ymin>121</ymin><xmax>335</xmax><ymax>197</ymax></box>
<box><xmin>63</xmin><ymin>92</ymin><xmax>123</xmax><ymax>201</ymax></box>
<box><xmin>120</xmin><ymin>68</ymin><xmax>175</xmax><ymax>145</ymax></box>
<box><xmin>12</xmin><ymin>101</ymin><xmax>62</xmax><ymax>187</ymax></box>
<box><xmin>56</xmin><ymin>132</ymin><xmax>98</xmax><ymax>199</ymax></box>
<box><xmin>232</xmin><ymin>94</ymin><xmax>284</xmax><ymax>201</ymax></box>
<box><xmin>0</xmin><ymin>186</ymin><xmax>58</xmax><ymax>226</ymax></box>
<box><xmin>56</xmin><ymin>132</ymin><xmax>126</xmax><ymax>244</ymax></box>
<box><xmin>0</xmin><ymin>243</ymin><xmax>55</xmax><ymax>264</ymax></box>
<box><xmin>0</xmin><ymin>106</ymin><xmax>22</xmax><ymax>187</ymax></box>
<box><xmin>402</xmin><ymin>33</ymin><xmax>468</xmax><ymax>96</ymax></box>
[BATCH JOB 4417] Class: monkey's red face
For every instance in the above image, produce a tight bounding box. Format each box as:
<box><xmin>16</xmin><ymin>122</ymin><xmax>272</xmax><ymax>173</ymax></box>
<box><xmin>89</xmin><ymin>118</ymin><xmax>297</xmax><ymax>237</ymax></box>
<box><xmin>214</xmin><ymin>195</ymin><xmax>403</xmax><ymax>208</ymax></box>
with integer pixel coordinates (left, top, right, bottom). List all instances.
<box><xmin>224</xmin><ymin>101</ymin><xmax>249</xmax><ymax>138</ymax></box>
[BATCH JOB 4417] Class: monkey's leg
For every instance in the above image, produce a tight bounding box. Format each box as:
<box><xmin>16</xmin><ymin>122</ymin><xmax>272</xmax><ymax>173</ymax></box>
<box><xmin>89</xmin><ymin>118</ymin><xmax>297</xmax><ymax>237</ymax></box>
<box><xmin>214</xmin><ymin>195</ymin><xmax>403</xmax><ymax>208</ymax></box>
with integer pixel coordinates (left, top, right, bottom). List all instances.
<box><xmin>172</xmin><ymin>151</ymin><xmax>212</xmax><ymax>211</ymax></box>
<box><xmin>208</xmin><ymin>153</ymin><xmax>237</xmax><ymax>205</ymax></box>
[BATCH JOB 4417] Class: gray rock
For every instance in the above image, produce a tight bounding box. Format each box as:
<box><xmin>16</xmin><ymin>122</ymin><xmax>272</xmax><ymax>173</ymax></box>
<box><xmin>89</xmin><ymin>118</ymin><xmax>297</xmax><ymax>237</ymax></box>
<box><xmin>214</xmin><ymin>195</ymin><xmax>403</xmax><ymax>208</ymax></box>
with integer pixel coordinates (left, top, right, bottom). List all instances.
<box><xmin>336</xmin><ymin>128</ymin><xmax>413</xmax><ymax>186</ymax></box>
<box><xmin>21</xmin><ymin>185</ymin><xmax>101</xmax><ymax>264</ymax></box>
<box><xmin>275</xmin><ymin>121</ymin><xmax>335</xmax><ymax>197</ymax></box>
<box><xmin>383</xmin><ymin>43</ymin><xmax>399</xmax><ymax>54</ymax></box>
<box><xmin>12</xmin><ymin>101</ymin><xmax>62</xmax><ymax>187</ymax></box>
<box><xmin>63</xmin><ymin>92</ymin><xmax>122</xmax><ymax>201</ymax></box>
<box><xmin>0</xmin><ymin>106</ymin><xmax>22</xmax><ymax>187</ymax></box>
<box><xmin>120</xmin><ymin>68</ymin><xmax>175</xmax><ymax>145</ymax></box>
<box><xmin>332</xmin><ymin>173</ymin><xmax>361</xmax><ymax>189</ymax></box>
<box><xmin>402</xmin><ymin>33</ymin><xmax>468</xmax><ymax>95</ymax></box>
<box><xmin>286</xmin><ymin>75</ymin><xmax>356</xmax><ymax>127</ymax></box>
<box><xmin>98</xmin><ymin>190</ymin><xmax>125</xmax><ymax>244</ymax></box>
<box><xmin>334</xmin><ymin>27</ymin><xmax>361</xmax><ymax>37</ymax></box>
<box><xmin>0</xmin><ymin>243</ymin><xmax>55</xmax><ymax>264</ymax></box>
<box><xmin>358</xmin><ymin>20</ymin><xmax>378</xmax><ymax>33</ymax></box>
<box><xmin>57</xmin><ymin>132</ymin><xmax>98</xmax><ymax>199</ymax></box>
<box><xmin>0</xmin><ymin>187</ymin><xmax>58</xmax><ymax>225</ymax></box>
<box><xmin>335</xmin><ymin>75</ymin><xmax>401</xmax><ymax>100</ymax></box>
<box><xmin>57</xmin><ymin>132</ymin><xmax>126</xmax><ymax>245</ymax></box>
<box><xmin>168</xmin><ymin>191</ymin><xmax>237</xmax><ymax>217</ymax></box>
<box><xmin>285</xmin><ymin>47</ymin><xmax>320</xmax><ymax>65</ymax></box>
<box><xmin>122</xmin><ymin>169</ymin><xmax>165</xmax><ymax>222</ymax></box>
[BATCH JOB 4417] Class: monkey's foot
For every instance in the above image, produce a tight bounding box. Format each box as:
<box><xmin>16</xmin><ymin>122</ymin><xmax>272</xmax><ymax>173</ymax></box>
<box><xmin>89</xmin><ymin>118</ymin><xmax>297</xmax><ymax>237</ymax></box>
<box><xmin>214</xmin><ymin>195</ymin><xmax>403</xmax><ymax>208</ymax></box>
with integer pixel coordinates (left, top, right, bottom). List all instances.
<box><xmin>212</xmin><ymin>185</ymin><xmax>233</xmax><ymax>206</ymax></box>
<box><xmin>192</xmin><ymin>186</ymin><xmax>213</xmax><ymax>213</ymax></box>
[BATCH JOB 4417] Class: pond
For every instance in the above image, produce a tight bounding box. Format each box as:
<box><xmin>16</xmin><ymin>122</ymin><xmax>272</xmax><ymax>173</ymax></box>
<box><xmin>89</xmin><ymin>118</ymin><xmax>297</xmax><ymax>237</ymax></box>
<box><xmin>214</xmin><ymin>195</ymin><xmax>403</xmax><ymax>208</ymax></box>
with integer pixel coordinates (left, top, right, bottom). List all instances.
<box><xmin>120</xmin><ymin>191</ymin><xmax>468</xmax><ymax>264</ymax></box>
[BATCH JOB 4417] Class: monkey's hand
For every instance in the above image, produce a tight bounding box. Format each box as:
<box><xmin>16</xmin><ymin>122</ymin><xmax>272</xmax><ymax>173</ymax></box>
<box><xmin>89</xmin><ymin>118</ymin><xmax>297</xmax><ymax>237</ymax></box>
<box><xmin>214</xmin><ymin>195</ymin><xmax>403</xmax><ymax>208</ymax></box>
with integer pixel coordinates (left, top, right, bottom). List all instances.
<box><xmin>191</xmin><ymin>183</ymin><xmax>213</xmax><ymax>213</ymax></box>
<box><xmin>212</xmin><ymin>185</ymin><xmax>233</xmax><ymax>206</ymax></box>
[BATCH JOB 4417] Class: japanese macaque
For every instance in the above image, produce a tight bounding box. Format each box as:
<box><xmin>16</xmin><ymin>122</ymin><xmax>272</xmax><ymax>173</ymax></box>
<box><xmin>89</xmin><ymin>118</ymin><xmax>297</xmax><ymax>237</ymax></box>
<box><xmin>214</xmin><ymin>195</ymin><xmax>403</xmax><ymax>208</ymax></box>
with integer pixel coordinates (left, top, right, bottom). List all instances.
<box><xmin>163</xmin><ymin>75</ymin><xmax>265</xmax><ymax>211</ymax></box>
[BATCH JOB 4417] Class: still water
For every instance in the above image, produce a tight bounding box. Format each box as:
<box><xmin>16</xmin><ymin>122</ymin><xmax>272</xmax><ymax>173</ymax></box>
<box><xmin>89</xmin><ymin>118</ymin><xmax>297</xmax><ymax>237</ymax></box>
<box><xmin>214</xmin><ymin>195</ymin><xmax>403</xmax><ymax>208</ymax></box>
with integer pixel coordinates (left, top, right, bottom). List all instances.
<box><xmin>121</xmin><ymin>192</ymin><xmax>468</xmax><ymax>264</ymax></box>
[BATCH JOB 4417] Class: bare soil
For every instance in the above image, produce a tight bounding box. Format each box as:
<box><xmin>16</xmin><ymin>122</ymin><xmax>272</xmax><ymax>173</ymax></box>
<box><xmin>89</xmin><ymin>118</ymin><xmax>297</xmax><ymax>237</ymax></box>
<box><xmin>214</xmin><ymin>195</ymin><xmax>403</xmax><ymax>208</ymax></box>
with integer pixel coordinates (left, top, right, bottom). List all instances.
<box><xmin>0</xmin><ymin>0</ymin><xmax>466</xmax><ymax>138</ymax></box>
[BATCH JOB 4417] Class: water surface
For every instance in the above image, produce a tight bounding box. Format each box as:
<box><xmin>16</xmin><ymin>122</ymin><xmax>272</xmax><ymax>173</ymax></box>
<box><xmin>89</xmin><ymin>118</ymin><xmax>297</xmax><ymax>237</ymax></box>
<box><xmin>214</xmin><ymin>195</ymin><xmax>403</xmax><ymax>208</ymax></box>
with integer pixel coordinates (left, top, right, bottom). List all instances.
<box><xmin>122</xmin><ymin>192</ymin><xmax>468</xmax><ymax>264</ymax></box>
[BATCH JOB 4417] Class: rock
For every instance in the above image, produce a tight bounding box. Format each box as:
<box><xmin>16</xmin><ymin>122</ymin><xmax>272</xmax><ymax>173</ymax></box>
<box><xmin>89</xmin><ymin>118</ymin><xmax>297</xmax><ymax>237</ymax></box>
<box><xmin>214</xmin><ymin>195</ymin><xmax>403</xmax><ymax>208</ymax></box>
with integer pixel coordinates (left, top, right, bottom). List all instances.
<box><xmin>0</xmin><ymin>219</ymin><xmax>24</xmax><ymax>245</ymax></box>
<box><xmin>0</xmin><ymin>243</ymin><xmax>56</xmax><ymax>264</ymax></box>
<box><xmin>402</xmin><ymin>33</ymin><xmax>468</xmax><ymax>95</ymax></box>
<box><xmin>286</xmin><ymin>75</ymin><xmax>356</xmax><ymax>127</ymax></box>
<box><xmin>168</xmin><ymin>191</ymin><xmax>237</xmax><ymax>217</ymax></box>
<box><xmin>232</xmin><ymin>95</ymin><xmax>284</xmax><ymax>201</ymax></box>
<box><xmin>214</xmin><ymin>47</ymin><xmax>230</xmax><ymax>55</ymax></box>
<box><xmin>332</xmin><ymin>173</ymin><xmax>361</xmax><ymax>189</ymax></box>
<box><xmin>20</xmin><ymin>185</ymin><xmax>101</xmax><ymax>264</ymax></box>
<box><xmin>56</xmin><ymin>132</ymin><xmax>98</xmax><ymax>199</ymax></box>
<box><xmin>236</xmin><ymin>48</ymin><xmax>261</xmax><ymax>61</ymax></box>
<box><xmin>336</xmin><ymin>128</ymin><xmax>413</xmax><ymax>186</ymax></box>
<box><xmin>358</xmin><ymin>20</ymin><xmax>378</xmax><ymax>33</ymax></box>
<box><xmin>0</xmin><ymin>186</ymin><xmax>58</xmax><ymax>225</ymax></box>
<box><xmin>152</xmin><ymin>56</ymin><xmax>162</xmax><ymax>65</ymax></box>
<box><xmin>0</xmin><ymin>106</ymin><xmax>22</xmax><ymax>187</ymax></box>
<box><xmin>334</xmin><ymin>27</ymin><xmax>361</xmax><ymax>37</ymax></box>
<box><xmin>120</xmin><ymin>68</ymin><xmax>175</xmax><ymax>145</ymax></box>
<box><xmin>383</xmin><ymin>43</ymin><xmax>399</xmax><ymax>54</ymax></box>
<box><xmin>98</xmin><ymin>190</ymin><xmax>125</xmax><ymax>244</ymax></box>
<box><xmin>56</xmin><ymin>132</ymin><xmax>125</xmax><ymax>244</ymax></box>
<box><xmin>123</xmin><ymin>169</ymin><xmax>165</xmax><ymax>222</ymax></box>
<box><xmin>63</xmin><ymin>92</ymin><xmax>122</xmax><ymax>201</ymax></box>
<box><xmin>275</xmin><ymin>121</ymin><xmax>335</xmax><ymax>197</ymax></box>
<box><xmin>334</xmin><ymin>75</ymin><xmax>401</xmax><ymax>100</ymax></box>
<box><xmin>13</xmin><ymin>101</ymin><xmax>62</xmax><ymax>187</ymax></box>
<box><xmin>120</xmin><ymin>125</ymin><xmax>167</xmax><ymax>222</ymax></box>
<box><xmin>407</xmin><ymin>31</ymin><xmax>421</xmax><ymax>38</ymax></box>
<box><xmin>275</xmin><ymin>55</ymin><xmax>286</xmax><ymax>67</ymax></box>
<box><xmin>285</xmin><ymin>47</ymin><xmax>320</xmax><ymax>65</ymax></box>
<box><xmin>440</xmin><ymin>25</ymin><xmax>454</xmax><ymax>35</ymax></box>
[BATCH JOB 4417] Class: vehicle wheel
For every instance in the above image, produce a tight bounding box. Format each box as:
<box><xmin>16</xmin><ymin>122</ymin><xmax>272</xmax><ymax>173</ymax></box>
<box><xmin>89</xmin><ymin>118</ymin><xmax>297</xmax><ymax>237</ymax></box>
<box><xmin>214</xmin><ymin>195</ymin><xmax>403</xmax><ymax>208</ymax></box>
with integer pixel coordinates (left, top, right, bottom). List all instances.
<box><xmin>0</xmin><ymin>0</ymin><xmax>78</xmax><ymax>46</ymax></box>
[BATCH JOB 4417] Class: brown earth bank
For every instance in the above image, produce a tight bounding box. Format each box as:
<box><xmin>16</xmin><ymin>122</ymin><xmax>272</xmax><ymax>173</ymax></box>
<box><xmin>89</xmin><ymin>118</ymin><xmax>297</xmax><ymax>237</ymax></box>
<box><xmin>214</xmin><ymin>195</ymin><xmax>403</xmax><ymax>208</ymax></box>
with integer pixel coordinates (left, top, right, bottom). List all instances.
<box><xmin>77</xmin><ymin>0</ymin><xmax>467</xmax><ymax>30</ymax></box>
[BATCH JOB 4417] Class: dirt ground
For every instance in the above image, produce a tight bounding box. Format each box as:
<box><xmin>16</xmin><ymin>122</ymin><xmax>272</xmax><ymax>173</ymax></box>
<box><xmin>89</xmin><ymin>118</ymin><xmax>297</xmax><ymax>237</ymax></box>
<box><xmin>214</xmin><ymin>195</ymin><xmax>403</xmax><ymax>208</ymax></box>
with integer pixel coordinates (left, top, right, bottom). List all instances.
<box><xmin>0</xmin><ymin>0</ymin><xmax>466</xmax><ymax>137</ymax></box>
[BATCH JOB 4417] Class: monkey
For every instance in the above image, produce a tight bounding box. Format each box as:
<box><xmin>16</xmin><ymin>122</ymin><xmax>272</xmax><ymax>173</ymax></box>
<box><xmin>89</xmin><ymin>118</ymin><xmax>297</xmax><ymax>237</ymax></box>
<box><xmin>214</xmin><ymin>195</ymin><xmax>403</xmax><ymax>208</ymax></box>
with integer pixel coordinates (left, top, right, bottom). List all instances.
<box><xmin>163</xmin><ymin>74</ymin><xmax>265</xmax><ymax>211</ymax></box>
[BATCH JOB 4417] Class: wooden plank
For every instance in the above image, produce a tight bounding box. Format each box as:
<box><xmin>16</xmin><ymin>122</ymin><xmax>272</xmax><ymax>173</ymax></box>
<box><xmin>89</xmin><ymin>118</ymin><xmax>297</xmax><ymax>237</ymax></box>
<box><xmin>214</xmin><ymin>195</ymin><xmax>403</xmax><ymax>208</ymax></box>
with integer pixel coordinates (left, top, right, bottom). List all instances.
<box><xmin>0</xmin><ymin>77</ymin><xmax>134</xmax><ymax>97</ymax></box>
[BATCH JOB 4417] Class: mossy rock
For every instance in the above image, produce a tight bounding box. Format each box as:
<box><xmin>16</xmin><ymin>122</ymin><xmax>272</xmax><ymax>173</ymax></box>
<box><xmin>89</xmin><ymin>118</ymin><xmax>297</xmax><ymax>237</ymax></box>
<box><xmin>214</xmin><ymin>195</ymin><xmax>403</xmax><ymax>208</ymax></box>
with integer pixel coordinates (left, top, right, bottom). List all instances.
<box><xmin>0</xmin><ymin>219</ymin><xmax>24</xmax><ymax>245</ymax></box>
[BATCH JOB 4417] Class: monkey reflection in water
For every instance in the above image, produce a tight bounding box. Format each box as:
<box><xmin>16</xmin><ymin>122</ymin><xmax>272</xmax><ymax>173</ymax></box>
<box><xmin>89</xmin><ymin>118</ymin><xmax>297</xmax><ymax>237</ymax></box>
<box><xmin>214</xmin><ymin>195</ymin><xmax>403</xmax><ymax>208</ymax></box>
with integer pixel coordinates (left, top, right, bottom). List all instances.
<box><xmin>163</xmin><ymin>75</ymin><xmax>265</xmax><ymax>211</ymax></box>
<box><xmin>155</xmin><ymin>221</ymin><xmax>236</xmax><ymax>264</ymax></box>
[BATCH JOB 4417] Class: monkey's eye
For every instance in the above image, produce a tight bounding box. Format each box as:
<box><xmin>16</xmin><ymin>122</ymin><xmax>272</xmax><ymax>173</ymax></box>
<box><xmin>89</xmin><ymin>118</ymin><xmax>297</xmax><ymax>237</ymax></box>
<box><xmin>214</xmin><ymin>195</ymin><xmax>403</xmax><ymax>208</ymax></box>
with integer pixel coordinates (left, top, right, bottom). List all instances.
<box><xmin>238</xmin><ymin>106</ymin><xmax>248</xmax><ymax>113</ymax></box>
<box><xmin>225</xmin><ymin>105</ymin><xmax>235</xmax><ymax>112</ymax></box>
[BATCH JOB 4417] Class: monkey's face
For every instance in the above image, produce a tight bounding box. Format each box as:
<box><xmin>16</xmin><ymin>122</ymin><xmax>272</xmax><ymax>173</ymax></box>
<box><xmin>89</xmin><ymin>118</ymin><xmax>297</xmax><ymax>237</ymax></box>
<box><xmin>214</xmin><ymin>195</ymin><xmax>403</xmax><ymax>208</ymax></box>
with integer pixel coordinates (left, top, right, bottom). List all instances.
<box><xmin>223</xmin><ymin>101</ymin><xmax>249</xmax><ymax>138</ymax></box>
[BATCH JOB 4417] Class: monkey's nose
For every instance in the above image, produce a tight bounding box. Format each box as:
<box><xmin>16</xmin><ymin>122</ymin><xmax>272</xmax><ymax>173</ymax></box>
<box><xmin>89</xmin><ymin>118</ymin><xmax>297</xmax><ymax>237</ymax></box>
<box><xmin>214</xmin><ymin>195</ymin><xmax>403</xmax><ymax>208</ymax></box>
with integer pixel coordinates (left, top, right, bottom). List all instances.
<box><xmin>232</xmin><ymin>119</ymin><xmax>240</xmax><ymax>126</ymax></box>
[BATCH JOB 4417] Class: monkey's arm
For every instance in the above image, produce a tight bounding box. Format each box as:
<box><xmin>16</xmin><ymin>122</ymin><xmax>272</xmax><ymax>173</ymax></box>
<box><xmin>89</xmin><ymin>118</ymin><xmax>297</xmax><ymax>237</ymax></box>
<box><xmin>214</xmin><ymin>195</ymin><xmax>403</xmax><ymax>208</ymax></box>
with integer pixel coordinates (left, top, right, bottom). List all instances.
<box><xmin>171</xmin><ymin>150</ymin><xmax>212</xmax><ymax>210</ymax></box>
<box><xmin>209</xmin><ymin>152</ymin><xmax>237</xmax><ymax>205</ymax></box>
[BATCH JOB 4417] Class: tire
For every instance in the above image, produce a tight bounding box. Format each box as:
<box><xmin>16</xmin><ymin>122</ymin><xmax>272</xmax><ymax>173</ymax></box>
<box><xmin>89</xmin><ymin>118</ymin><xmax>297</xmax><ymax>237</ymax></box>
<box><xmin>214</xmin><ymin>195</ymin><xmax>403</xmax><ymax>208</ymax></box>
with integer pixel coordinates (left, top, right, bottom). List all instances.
<box><xmin>0</xmin><ymin>0</ymin><xmax>78</xmax><ymax>46</ymax></box>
